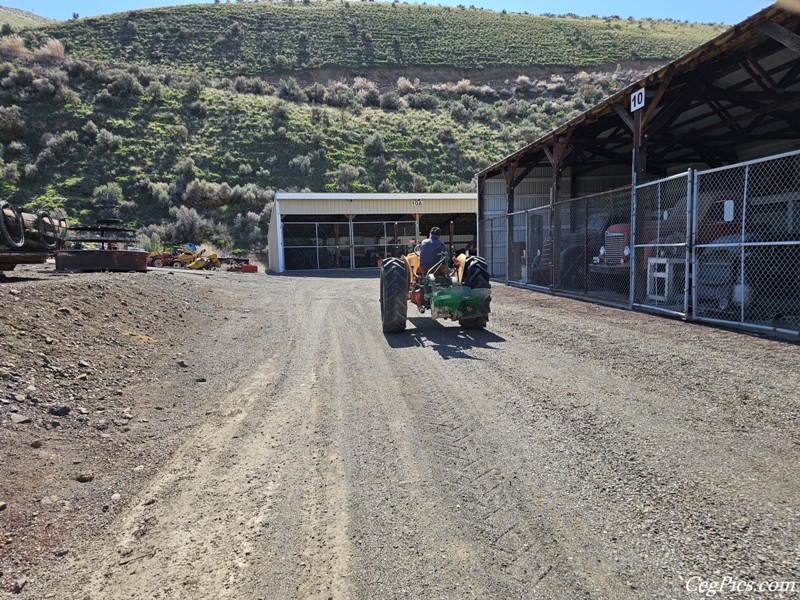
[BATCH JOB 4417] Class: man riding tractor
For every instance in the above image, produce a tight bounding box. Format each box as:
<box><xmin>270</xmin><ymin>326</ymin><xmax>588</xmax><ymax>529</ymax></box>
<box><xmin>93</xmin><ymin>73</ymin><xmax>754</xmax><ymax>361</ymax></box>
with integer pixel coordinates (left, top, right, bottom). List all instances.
<box><xmin>418</xmin><ymin>226</ymin><xmax>447</xmax><ymax>274</ymax></box>
<box><xmin>379</xmin><ymin>227</ymin><xmax>491</xmax><ymax>332</ymax></box>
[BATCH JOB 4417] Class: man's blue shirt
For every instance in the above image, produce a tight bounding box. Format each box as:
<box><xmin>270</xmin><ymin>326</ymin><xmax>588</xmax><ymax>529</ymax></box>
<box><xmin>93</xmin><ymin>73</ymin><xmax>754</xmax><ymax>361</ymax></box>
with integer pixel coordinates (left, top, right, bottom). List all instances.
<box><xmin>419</xmin><ymin>237</ymin><xmax>446</xmax><ymax>267</ymax></box>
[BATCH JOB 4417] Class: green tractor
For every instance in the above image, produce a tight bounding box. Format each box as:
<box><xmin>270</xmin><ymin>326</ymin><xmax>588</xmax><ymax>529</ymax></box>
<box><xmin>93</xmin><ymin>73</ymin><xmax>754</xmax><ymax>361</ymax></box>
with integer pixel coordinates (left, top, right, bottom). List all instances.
<box><xmin>380</xmin><ymin>250</ymin><xmax>491</xmax><ymax>333</ymax></box>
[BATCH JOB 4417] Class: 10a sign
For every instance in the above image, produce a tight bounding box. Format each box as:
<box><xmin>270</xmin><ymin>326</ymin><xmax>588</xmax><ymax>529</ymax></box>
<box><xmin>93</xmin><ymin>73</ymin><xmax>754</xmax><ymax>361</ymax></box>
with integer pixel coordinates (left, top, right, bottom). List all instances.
<box><xmin>631</xmin><ymin>88</ymin><xmax>646</xmax><ymax>112</ymax></box>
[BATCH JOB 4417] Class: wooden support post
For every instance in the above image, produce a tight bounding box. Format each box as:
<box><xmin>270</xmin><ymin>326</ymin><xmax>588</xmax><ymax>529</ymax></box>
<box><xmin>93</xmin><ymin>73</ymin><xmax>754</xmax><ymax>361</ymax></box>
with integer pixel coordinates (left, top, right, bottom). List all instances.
<box><xmin>504</xmin><ymin>162</ymin><xmax>517</xmax><ymax>281</ymax></box>
<box><xmin>548</xmin><ymin>136</ymin><xmax>566</xmax><ymax>290</ymax></box>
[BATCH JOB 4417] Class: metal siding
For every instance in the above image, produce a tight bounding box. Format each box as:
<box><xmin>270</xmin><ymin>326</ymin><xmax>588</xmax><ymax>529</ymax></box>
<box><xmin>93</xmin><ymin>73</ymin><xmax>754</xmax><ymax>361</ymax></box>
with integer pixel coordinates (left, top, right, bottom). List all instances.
<box><xmin>279</xmin><ymin>198</ymin><xmax>475</xmax><ymax>216</ymax></box>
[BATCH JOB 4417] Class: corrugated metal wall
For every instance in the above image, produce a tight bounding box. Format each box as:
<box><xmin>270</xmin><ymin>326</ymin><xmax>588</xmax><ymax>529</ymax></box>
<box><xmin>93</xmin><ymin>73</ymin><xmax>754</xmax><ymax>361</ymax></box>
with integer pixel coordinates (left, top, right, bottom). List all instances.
<box><xmin>279</xmin><ymin>198</ymin><xmax>475</xmax><ymax>216</ymax></box>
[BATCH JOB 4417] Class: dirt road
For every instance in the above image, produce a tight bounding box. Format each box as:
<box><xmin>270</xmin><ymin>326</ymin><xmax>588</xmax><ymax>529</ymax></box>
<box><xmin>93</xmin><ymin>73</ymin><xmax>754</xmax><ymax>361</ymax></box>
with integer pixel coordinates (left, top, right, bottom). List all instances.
<box><xmin>5</xmin><ymin>270</ymin><xmax>799</xmax><ymax>599</ymax></box>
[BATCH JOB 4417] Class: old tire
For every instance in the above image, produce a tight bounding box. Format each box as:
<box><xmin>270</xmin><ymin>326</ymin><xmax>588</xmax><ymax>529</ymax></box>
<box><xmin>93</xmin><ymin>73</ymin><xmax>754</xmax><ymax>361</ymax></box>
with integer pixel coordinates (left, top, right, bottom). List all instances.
<box><xmin>36</xmin><ymin>210</ymin><xmax>59</xmax><ymax>250</ymax></box>
<box><xmin>152</xmin><ymin>258</ymin><xmax>164</xmax><ymax>268</ymax></box>
<box><xmin>380</xmin><ymin>257</ymin><xmax>408</xmax><ymax>333</ymax></box>
<box><xmin>460</xmin><ymin>256</ymin><xmax>491</xmax><ymax>329</ymax></box>
<box><xmin>0</xmin><ymin>202</ymin><xmax>25</xmax><ymax>248</ymax></box>
<box><xmin>172</xmin><ymin>261</ymin><xmax>183</xmax><ymax>268</ymax></box>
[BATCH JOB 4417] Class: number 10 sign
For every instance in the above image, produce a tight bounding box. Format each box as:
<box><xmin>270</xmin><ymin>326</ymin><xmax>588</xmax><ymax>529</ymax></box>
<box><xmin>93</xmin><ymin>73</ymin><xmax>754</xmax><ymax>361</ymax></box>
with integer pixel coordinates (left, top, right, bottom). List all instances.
<box><xmin>630</xmin><ymin>88</ymin><xmax>645</xmax><ymax>112</ymax></box>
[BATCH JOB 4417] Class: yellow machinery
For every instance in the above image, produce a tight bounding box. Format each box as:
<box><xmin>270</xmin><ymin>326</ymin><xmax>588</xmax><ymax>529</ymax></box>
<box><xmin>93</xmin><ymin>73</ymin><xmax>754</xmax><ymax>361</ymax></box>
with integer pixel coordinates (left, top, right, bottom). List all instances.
<box><xmin>187</xmin><ymin>252</ymin><xmax>221</xmax><ymax>270</ymax></box>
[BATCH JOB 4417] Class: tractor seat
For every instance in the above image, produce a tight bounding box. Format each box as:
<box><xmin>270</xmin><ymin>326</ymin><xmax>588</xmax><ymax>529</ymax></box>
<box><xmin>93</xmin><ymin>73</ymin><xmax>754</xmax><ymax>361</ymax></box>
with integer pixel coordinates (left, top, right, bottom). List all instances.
<box><xmin>415</xmin><ymin>263</ymin><xmax>445</xmax><ymax>282</ymax></box>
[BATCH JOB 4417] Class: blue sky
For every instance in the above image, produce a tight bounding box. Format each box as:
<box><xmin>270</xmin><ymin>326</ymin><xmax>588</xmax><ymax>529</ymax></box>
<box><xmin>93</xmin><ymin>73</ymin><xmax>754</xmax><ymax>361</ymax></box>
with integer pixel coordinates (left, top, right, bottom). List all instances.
<box><xmin>12</xmin><ymin>0</ymin><xmax>772</xmax><ymax>25</ymax></box>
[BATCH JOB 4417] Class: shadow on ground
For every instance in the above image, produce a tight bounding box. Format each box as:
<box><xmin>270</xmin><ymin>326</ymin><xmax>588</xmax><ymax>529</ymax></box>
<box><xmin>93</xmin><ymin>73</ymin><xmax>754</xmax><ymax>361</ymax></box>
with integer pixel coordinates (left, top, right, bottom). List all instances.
<box><xmin>384</xmin><ymin>317</ymin><xmax>505</xmax><ymax>360</ymax></box>
<box><xmin>274</xmin><ymin>270</ymin><xmax>379</xmax><ymax>279</ymax></box>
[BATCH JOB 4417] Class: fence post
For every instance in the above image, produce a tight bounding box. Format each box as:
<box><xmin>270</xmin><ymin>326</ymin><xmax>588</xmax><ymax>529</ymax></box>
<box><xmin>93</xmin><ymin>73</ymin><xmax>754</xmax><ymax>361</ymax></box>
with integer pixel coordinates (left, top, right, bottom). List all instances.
<box><xmin>629</xmin><ymin>161</ymin><xmax>637</xmax><ymax>309</ymax></box>
<box><xmin>691</xmin><ymin>169</ymin><xmax>699</xmax><ymax>320</ymax></box>
<box><xmin>684</xmin><ymin>169</ymin><xmax>693</xmax><ymax>317</ymax></box>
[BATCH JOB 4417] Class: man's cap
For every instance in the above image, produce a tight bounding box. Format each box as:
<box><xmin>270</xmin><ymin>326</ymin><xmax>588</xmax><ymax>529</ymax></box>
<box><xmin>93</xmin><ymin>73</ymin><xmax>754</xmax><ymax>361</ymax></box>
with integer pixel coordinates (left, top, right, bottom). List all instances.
<box><xmin>430</xmin><ymin>227</ymin><xmax>441</xmax><ymax>237</ymax></box>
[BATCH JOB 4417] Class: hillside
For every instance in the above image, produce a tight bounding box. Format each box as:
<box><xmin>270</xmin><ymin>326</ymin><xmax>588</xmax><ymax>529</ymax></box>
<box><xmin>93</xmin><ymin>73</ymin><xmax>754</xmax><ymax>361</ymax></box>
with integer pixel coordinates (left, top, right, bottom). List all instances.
<box><xmin>26</xmin><ymin>2</ymin><xmax>726</xmax><ymax>76</ymax></box>
<box><xmin>0</xmin><ymin>6</ymin><xmax>55</xmax><ymax>30</ymax></box>
<box><xmin>0</xmin><ymin>2</ymin><xmax>729</xmax><ymax>253</ymax></box>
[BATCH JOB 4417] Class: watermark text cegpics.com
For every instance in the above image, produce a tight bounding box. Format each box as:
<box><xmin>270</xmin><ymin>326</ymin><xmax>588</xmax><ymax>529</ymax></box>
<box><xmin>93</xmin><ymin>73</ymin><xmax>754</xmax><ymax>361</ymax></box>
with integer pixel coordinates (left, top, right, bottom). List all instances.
<box><xmin>686</xmin><ymin>576</ymin><xmax>797</xmax><ymax>596</ymax></box>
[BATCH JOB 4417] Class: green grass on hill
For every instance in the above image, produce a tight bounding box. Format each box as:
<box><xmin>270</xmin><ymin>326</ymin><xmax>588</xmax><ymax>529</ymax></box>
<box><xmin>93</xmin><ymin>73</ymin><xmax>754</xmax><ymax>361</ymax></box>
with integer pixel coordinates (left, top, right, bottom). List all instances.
<box><xmin>27</xmin><ymin>2</ymin><xmax>726</xmax><ymax>76</ymax></box>
<box><xmin>0</xmin><ymin>6</ymin><xmax>56</xmax><ymax>30</ymax></box>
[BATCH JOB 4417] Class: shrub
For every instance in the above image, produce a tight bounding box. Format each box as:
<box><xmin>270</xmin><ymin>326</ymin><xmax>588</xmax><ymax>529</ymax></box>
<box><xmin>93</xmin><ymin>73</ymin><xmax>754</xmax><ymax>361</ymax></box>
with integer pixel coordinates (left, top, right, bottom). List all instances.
<box><xmin>185</xmin><ymin>76</ymin><xmax>203</xmax><ymax>97</ymax></box>
<box><xmin>514</xmin><ymin>75</ymin><xmax>532</xmax><ymax>94</ymax></box>
<box><xmin>336</xmin><ymin>163</ymin><xmax>362</xmax><ymax>191</ymax></box>
<box><xmin>352</xmin><ymin>77</ymin><xmax>378</xmax><ymax>94</ymax></box>
<box><xmin>173</xmin><ymin>157</ymin><xmax>195</xmax><ymax>177</ymax></box>
<box><xmin>0</xmin><ymin>106</ymin><xmax>25</xmax><ymax>141</ymax></box>
<box><xmin>0</xmin><ymin>162</ymin><xmax>19</xmax><ymax>183</ymax></box>
<box><xmin>378</xmin><ymin>178</ymin><xmax>397</xmax><ymax>192</ymax></box>
<box><xmin>379</xmin><ymin>92</ymin><xmax>402</xmax><ymax>111</ymax></box>
<box><xmin>310</xmin><ymin>106</ymin><xmax>327</xmax><ymax>124</ymax></box>
<box><xmin>234</xmin><ymin>76</ymin><xmax>272</xmax><ymax>95</ymax></box>
<box><xmin>167</xmin><ymin>124</ymin><xmax>188</xmax><ymax>144</ymax></box>
<box><xmin>139</xmin><ymin>179</ymin><xmax>171</xmax><ymax>207</ymax></box>
<box><xmin>363</xmin><ymin>132</ymin><xmax>385</xmax><ymax>156</ymax></box>
<box><xmin>304</xmin><ymin>82</ymin><xmax>326</xmax><ymax>103</ymax></box>
<box><xmin>95</xmin><ymin>88</ymin><xmax>115</xmax><ymax>105</ymax></box>
<box><xmin>411</xmin><ymin>173</ymin><xmax>428</xmax><ymax>192</ymax></box>
<box><xmin>0</xmin><ymin>35</ymin><xmax>26</xmax><ymax>58</ymax></box>
<box><xmin>359</xmin><ymin>87</ymin><xmax>380</xmax><ymax>107</ymax></box>
<box><xmin>277</xmin><ymin>77</ymin><xmax>306</xmax><ymax>102</ymax></box>
<box><xmin>107</xmin><ymin>71</ymin><xmax>143</xmax><ymax>96</ymax></box>
<box><xmin>55</xmin><ymin>86</ymin><xmax>80</xmax><ymax>105</ymax></box>
<box><xmin>6</xmin><ymin>140</ymin><xmax>28</xmax><ymax>157</ymax></box>
<box><xmin>324</xmin><ymin>80</ymin><xmax>357</xmax><ymax>108</ymax></box>
<box><xmin>288</xmin><ymin>154</ymin><xmax>312</xmax><ymax>176</ymax></box>
<box><xmin>92</xmin><ymin>182</ymin><xmax>125</xmax><ymax>218</ymax></box>
<box><xmin>189</xmin><ymin>100</ymin><xmax>208</xmax><ymax>116</ymax></box>
<box><xmin>146</xmin><ymin>81</ymin><xmax>164</xmax><ymax>102</ymax></box>
<box><xmin>96</xmin><ymin>128</ymin><xmax>122</xmax><ymax>151</ymax></box>
<box><xmin>36</xmin><ymin>130</ymin><xmax>78</xmax><ymax>165</ymax></box>
<box><xmin>406</xmin><ymin>93</ymin><xmax>438</xmax><ymax>110</ymax></box>
<box><xmin>170</xmin><ymin>205</ymin><xmax>213</xmax><ymax>241</ymax></box>
<box><xmin>184</xmin><ymin>179</ymin><xmax>222</xmax><ymax>207</ymax></box>
<box><xmin>396</xmin><ymin>76</ymin><xmax>418</xmax><ymax>94</ymax></box>
<box><xmin>272</xmin><ymin>101</ymin><xmax>290</xmax><ymax>122</ymax></box>
<box><xmin>238</xmin><ymin>163</ymin><xmax>253</xmax><ymax>175</ymax></box>
<box><xmin>33</xmin><ymin>39</ymin><xmax>65</xmax><ymax>62</ymax></box>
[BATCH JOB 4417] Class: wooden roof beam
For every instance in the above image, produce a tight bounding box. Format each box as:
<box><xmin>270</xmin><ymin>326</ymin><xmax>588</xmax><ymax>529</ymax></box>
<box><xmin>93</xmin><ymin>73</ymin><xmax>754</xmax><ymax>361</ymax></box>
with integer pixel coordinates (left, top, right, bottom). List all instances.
<box><xmin>740</xmin><ymin>56</ymin><xmax>780</xmax><ymax>91</ymax></box>
<box><xmin>760</xmin><ymin>20</ymin><xmax>800</xmax><ymax>57</ymax></box>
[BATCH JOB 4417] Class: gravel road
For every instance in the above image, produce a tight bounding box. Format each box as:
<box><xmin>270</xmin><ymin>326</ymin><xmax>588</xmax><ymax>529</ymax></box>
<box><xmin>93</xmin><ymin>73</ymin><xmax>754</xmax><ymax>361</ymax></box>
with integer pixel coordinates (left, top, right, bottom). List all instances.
<box><xmin>2</xmin><ymin>268</ymin><xmax>798</xmax><ymax>599</ymax></box>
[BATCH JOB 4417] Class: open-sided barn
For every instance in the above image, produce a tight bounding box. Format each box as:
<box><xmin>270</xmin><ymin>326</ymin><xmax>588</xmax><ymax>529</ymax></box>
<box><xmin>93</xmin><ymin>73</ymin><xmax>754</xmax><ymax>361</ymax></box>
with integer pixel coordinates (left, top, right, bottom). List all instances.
<box><xmin>477</xmin><ymin>5</ymin><xmax>800</xmax><ymax>338</ymax></box>
<box><xmin>267</xmin><ymin>193</ymin><xmax>477</xmax><ymax>273</ymax></box>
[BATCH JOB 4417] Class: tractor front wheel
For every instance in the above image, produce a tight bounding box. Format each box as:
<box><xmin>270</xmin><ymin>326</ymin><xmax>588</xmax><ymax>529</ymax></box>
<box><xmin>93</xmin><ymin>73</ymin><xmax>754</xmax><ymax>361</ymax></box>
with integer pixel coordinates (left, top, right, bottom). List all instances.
<box><xmin>380</xmin><ymin>257</ymin><xmax>408</xmax><ymax>333</ymax></box>
<box><xmin>460</xmin><ymin>256</ymin><xmax>491</xmax><ymax>329</ymax></box>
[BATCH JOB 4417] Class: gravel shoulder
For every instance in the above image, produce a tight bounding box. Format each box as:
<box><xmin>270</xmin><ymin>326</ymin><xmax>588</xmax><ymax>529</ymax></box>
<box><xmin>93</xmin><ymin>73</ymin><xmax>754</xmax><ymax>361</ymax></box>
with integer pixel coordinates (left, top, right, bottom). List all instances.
<box><xmin>1</xmin><ymin>267</ymin><xmax>798</xmax><ymax>599</ymax></box>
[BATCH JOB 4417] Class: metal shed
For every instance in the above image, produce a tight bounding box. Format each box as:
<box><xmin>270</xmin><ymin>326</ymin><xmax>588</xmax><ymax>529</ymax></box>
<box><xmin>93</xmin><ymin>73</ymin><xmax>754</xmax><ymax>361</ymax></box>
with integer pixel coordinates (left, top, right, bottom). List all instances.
<box><xmin>267</xmin><ymin>193</ymin><xmax>477</xmax><ymax>272</ymax></box>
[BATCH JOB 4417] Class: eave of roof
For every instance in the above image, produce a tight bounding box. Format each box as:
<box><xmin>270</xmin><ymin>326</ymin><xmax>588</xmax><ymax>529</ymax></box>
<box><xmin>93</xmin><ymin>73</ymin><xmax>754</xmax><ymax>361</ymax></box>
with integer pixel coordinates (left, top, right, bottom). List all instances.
<box><xmin>477</xmin><ymin>4</ymin><xmax>790</xmax><ymax>180</ymax></box>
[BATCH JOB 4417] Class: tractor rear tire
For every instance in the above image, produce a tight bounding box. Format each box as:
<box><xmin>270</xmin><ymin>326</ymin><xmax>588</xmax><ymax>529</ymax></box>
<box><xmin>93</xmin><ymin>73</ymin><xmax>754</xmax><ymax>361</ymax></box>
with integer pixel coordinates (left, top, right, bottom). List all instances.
<box><xmin>152</xmin><ymin>258</ymin><xmax>164</xmax><ymax>268</ymax></box>
<box><xmin>380</xmin><ymin>257</ymin><xmax>408</xmax><ymax>333</ymax></box>
<box><xmin>460</xmin><ymin>256</ymin><xmax>491</xmax><ymax>329</ymax></box>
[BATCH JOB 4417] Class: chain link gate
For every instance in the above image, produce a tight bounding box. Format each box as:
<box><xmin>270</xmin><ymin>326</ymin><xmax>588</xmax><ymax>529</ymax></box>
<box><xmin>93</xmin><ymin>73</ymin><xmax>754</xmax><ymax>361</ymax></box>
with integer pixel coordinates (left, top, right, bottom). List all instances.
<box><xmin>632</xmin><ymin>173</ymin><xmax>692</xmax><ymax>316</ymax></box>
<box><xmin>693</xmin><ymin>150</ymin><xmax>800</xmax><ymax>336</ymax></box>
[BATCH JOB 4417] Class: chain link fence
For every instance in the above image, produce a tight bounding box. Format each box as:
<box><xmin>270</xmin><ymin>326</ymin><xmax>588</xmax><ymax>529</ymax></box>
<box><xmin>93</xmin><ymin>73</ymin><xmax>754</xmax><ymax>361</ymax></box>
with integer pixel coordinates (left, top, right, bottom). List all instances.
<box><xmin>480</xmin><ymin>150</ymin><xmax>799</xmax><ymax>338</ymax></box>
<box><xmin>693</xmin><ymin>150</ymin><xmax>800</xmax><ymax>335</ymax></box>
<box><xmin>633</xmin><ymin>173</ymin><xmax>692</xmax><ymax>316</ymax></box>
<box><xmin>555</xmin><ymin>186</ymin><xmax>632</xmax><ymax>303</ymax></box>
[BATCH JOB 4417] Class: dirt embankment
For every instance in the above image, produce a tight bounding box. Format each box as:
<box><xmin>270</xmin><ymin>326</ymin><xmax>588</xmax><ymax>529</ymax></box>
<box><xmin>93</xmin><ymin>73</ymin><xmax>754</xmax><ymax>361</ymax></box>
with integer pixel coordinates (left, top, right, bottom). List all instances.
<box><xmin>1</xmin><ymin>266</ymin><xmax>798</xmax><ymax>599</ymax></box>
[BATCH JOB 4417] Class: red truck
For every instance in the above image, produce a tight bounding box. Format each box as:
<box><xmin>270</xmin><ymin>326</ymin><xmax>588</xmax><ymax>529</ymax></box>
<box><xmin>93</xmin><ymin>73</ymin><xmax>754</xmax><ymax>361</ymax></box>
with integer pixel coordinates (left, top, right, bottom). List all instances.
<box><xmin>591</xmin><ymin>193</ymin><xmax>800</xmax><ymax>313</ymax></box>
